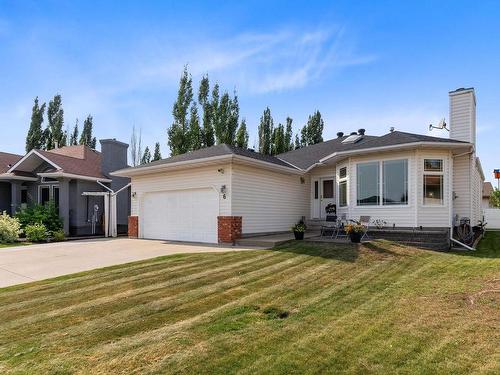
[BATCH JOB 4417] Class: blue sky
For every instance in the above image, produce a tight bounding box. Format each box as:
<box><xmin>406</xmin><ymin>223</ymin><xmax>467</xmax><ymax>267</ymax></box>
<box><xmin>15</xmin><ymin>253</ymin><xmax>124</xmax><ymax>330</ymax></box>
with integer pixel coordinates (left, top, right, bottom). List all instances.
<box><xmin>0</xmin><ymin>1</ymin><xmax>499</xmax><ymax>182</ymax></box>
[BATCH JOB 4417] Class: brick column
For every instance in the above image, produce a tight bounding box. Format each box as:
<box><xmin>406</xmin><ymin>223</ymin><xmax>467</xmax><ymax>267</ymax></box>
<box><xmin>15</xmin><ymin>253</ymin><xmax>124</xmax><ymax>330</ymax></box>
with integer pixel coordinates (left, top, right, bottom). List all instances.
<box><xmin>128</xmin><ymin>216</ymin><xmax>138</xmax><ymax>238</ymax></box>
<box><xmin>218</xmin><ymin>216</ymin><xmax>242</xmax><ymax>244</ymax></box>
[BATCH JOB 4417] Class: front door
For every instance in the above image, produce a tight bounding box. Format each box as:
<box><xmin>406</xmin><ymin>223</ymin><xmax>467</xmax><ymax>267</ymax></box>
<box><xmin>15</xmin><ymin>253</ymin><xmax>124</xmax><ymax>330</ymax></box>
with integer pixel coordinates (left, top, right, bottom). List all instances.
<box><xmin>320</xmin><ymin>178</ymin><xmax>335</xmax><ymax>219</ymax></box>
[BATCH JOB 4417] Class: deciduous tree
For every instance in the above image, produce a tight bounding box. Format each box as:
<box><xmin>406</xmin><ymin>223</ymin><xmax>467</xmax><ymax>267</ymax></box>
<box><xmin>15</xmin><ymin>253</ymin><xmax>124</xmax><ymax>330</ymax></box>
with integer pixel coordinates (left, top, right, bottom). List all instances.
<box><xmin>168</xmin><ymin>66</ymin><xmax>193</xmax><ymax>155</ymax></box>
<box><xmin>235</xmin><ymin>118</ymin><xmax>249</xmax><ymax>149</ymax></box>
<box><xmin>25</xmin><ymin>97</ymin><xmax>46</xmax><ymax>152</ymax></box>
<box><xmin>46</xmin><ymin>94</ymin><xmax>65</xmax><ymax>149</ymax></box>
<box><xmin>258</xmin><ymin>107</ymin><xmax>273</xmax><ymax>155</ymax></box>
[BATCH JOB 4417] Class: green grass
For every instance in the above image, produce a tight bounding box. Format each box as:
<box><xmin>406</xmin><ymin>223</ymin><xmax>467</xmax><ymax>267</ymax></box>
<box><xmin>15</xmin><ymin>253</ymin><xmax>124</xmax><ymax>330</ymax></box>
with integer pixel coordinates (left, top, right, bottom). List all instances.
<box><xmin>0</xmin><ymin>242</ymin><xmax>31</xmax><ymax>249</ymax></box>
<box><xmin>0</xmin><ymin>235</ymin><xmax>498</xmax><ymax>374</ymax></box>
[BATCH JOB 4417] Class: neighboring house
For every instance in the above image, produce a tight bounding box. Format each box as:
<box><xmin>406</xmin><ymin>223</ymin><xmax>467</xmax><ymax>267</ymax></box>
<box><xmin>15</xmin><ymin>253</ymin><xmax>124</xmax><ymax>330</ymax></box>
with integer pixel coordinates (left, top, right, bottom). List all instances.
<box><xmin>482</xmin><ymin>181</ymin><xmax>494</xmax><ymax>208</ymax></box>
<box><xmin>113</xmin><ymin>88</ymin><xmax>485</xmax><ymax>244</ymax></box>
<box><xmin>0</xmin><ymin>139</ymin><xmax>130</xmax><ymax>236</ymax></box>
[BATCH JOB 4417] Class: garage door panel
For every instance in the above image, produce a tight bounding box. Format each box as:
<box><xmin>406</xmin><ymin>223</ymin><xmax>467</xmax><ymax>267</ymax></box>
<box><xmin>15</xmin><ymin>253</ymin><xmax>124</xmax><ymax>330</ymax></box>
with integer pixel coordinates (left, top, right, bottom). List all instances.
<box><xmin>142</xmin><ymin>188</ymin><xmax>218</xmax><ymax>243</ymax></box>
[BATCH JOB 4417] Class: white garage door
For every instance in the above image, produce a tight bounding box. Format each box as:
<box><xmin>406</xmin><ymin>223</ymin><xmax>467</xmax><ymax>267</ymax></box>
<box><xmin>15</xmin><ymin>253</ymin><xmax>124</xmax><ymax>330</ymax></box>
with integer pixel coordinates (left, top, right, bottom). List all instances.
<box><xmin>142</xmin><ymin>188</ymin><xmax>219</xmax><ymax>243</ymax></box>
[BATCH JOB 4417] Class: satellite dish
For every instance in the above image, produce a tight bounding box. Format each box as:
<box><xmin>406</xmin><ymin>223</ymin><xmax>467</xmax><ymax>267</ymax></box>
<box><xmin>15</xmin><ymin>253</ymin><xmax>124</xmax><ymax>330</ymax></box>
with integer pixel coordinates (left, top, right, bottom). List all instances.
<box><xmin>429</xmin><ymin>118</ymin><xmax>449</xmax><ymax>132</ymax></box>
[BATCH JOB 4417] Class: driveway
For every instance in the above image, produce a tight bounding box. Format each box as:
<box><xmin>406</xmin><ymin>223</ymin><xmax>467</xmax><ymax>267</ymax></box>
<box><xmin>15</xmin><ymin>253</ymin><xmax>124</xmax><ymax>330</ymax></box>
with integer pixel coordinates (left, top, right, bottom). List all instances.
<box><xmin>0</xmin><ymin>238</ymin><xmax>258</xmax><ymax>288</ymax></box>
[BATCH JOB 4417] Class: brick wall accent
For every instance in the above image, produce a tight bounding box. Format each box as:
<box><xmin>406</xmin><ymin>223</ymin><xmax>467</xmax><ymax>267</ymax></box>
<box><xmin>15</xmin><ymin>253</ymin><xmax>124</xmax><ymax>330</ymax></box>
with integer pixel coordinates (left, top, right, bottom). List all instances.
<box><xmin>128</xmin><ymin>216</ymin><xmax>138</xmax><ymax>238</ymax></box>
<box><xmin>218</xmin><ymin>216</ymin><xmax>242</xmax><ymax>244</ymax></box>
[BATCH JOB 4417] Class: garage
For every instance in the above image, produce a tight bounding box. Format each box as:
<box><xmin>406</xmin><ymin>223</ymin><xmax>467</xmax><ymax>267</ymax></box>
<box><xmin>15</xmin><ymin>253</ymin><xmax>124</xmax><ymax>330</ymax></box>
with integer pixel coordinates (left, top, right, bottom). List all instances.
<box><xmin>141</xmin><ymin>188</ymin><xmax>219</xmax><ymax>243</ymax></box>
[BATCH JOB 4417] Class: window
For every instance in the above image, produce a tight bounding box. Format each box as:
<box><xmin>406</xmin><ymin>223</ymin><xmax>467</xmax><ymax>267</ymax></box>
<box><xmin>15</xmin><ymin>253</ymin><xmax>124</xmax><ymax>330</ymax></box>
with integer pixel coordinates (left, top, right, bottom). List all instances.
<box><xmin>357</xmin><ymin>162</ymin><xmax>380</xmax><ymax>205</ymax></box>
<box><xmin>314</xmin><ymin>181</ymin><xmax>319</xmax><ymax>199</ymax></box>
<box><xmin>322</xmin><ymin>180</ymin><xmax>334</xmax><ymax>199</ymax></box>
<box><xmin>423</xmin><ymin>159</ymin><xmax>444</xmax><ymax>205</ymax></box>
<box><xmin>383</xmin><ymin>160</ymin><xmax>408</xmax><ymax>205</ymax></box>
<box><xmin>339</xmin><ymin>181</ymin><xmax>347</xmax><ymax>207</ymax></box>
<box><xmin>53</xmin><ymin>186</ymin><xmax>60</xmax><ymax>211</ymax></box>
<box><xmin>424</xmin><ymin>159</ymin><xmax>443</xmax><ymax>172</ymax></box>
<box><xmin>21</xmin><ymin>188</ymin><xmax>28</xmax><ymax>204</ymax></box>
<box><xmin>424</xmin><ymin>175</ymin><xmax>443</xmax><ymax>205</ymax></box>
<box><xmin>40</xmin><ymin>186</ymin><xmax>50</xmax><ymax>205</ymax></box>
<box><xmin>339</xmin><ymin>167</ymin><xmax>347</xmax><ymax>179</ymax></box>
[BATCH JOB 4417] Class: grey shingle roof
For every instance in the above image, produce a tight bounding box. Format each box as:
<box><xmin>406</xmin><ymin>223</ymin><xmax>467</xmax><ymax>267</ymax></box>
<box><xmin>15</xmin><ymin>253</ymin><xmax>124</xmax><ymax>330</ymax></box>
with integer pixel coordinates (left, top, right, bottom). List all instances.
<box><xmin>278</xmin><ymin>131</ymin><xmax>469</xmax><ymax>170</ymax></box>
<box><xmin>124</xmin><ymin>143</ymin><xmax>294</xmax><ymax>171</ymax></box>
<box><xmin>117</xmin><ymin>131</ymin><xmax>470</xmax><ymax>173</ymax></box>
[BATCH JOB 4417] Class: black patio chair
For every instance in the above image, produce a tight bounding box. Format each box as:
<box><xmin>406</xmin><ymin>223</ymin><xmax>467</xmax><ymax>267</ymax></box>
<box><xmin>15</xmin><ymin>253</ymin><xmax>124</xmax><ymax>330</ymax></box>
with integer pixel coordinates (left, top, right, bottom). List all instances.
<box><xmin>320</xmin><ymin>215</ymin><xmax>337</xmax><ymax>237</ymax></box>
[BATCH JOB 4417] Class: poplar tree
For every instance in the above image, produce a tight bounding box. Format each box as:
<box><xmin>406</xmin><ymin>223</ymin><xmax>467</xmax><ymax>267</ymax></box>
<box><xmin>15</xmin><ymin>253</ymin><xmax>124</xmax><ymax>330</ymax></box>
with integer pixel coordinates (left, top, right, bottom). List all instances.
<box><xmin>188</xmin><ymin>103</ymin><xmax>202</xmax><ymax>151</ymax></box>
<box><xmin>79</xmin><ymin>115</ymin><xmax>96</xmax><ymax>148</ymax></box>
<box><xmin>141</xmin><ymin>146</ymin><xmax>151</xmax><ymax>164</ymax></box>
<box><xmin>272</xmin><ymin>123</ymin><xmax>286</xmax><ymax>155</ymax></box>
<box><xmin>46</xmin><ymin>94</ymin><xmax>65</xmax><ymax>149</ymax></box>
<box><xmin>152</xmin><ymin>142</ymin><xmax>162</xmax><ymax>161</ymax></box>
<box><xmin>285</xmin><ymin>117</ymin><xmax>294</xmax><ymax>151</ymax></box>
<box><xmin>168</xmin><ymin>66</ymin><xmax>193</xmax><ymax>155</ymax></box>
<box><xmin>258</xmin><ymin>107</ymin><xmax>273</xmax><ymax>155</ymax></box>
<box><xmin>25</xmin><ymin>97</ymin><xmax>46</xmax><ymax>152</ymax></box>
<box><xmin>235</xmin><ymin>118</ymin><xmax>249</xmax><ymax>149</ymax></box>
<box><xmin>300</xmin><ymin>110</ymin><xmax>324</xmax><ymax>147</ymax></box>
<box><xmin>70</xmin><ymin>119</ymin><xmax>79</xmax><ymax>146</ymax></box>
<box><xmin>198</xmin><ymin>75</ymin><xmax>214</xmax><ymax>147</ymax></box>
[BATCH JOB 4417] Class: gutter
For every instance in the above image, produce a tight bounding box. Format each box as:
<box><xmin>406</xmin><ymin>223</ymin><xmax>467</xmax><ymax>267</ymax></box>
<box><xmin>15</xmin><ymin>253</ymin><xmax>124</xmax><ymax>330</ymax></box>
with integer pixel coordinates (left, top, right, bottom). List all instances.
<box><xmin>37</xmin><ymin>172</ymin><xmax>112</xmax><ymax>183</ymax></box>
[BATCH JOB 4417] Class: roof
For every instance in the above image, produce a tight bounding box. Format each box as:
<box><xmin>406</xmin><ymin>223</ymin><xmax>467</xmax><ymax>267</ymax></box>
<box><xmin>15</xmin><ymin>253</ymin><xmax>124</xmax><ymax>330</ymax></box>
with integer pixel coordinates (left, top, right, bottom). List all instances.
<box><xmin>0</xmin><ymin>152</ymin><xmax>23</xmax><ymax>174</ymax></box>
<box><xmin>37</xmin><ymin>146</ymin><xmax>106</xmax><ymax>179</ymax></box>
<box><xmin>112</xmin><ymin>130</ymin><xmax>474</xmax><ymax>176</ymax></box>
<box><xmin>483</xmin><ymin>182</ymin><xmax>494</xmax><ymax>198</ymax></box>
<box><xmin>278</xmin><ymin>131</ymin><xmax>470</xmax><ymax>170</ymax></box>
<box><xmin>123</xmin><ymin>143</ymin><xmax>294</xmax><ymax>172</ymax></box>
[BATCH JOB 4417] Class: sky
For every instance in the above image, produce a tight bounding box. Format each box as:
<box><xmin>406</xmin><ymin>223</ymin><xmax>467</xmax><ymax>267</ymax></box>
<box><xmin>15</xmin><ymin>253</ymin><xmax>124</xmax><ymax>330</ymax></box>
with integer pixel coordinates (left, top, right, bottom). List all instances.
<box><xmin>0</xmin><ymin>0</ymin><xmax>499</xmax><ymax>182</ymax></box>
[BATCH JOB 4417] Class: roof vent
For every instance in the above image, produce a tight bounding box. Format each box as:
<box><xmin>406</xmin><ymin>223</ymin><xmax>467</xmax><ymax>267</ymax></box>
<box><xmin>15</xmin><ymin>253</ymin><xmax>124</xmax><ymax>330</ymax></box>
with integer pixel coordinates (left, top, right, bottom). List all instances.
<box><xmin>342</xmin><ymin>134</ymin><xmax>364</xmax><ymax>144</ymax></box>
<box><xmin>247</xmin><ymin>148</ymin><xmax>255</xmax><ymax>152</ymax></box>
<box><xmin>350</xmin><ymin>131</ymin><xmax>357</xmax><ymax>136</ymax></box>
<box><xmin>390</xmin><ymin>126</ymin><xmax>395</xmax><ymax>132</ymax></box>
<box><xmin>336</xmin><ymin>132</ymin><xmax>344</xmax><ymax>138</ymax></box>
<box><xmin>358</xmin><ymin>128</ymin><xmax>365</xmax><ymax>135</ymax></box>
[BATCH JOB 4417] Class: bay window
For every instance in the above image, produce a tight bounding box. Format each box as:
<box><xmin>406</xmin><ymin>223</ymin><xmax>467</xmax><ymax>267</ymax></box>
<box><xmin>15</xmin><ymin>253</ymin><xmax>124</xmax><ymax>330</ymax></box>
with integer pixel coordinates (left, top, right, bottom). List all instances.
<box><xmin>383</xmin><ymin>159</ymin><xmax>408</xmax><ymax>205</ymax></box>
<box><xmin>356</xmin><ymin>159</ymin><xmax>408</xmax><ymax>206</ymax></box>
<box><xmin>357</xmin><ymin>162</ymin><xmax>380</xmax><ymax>205</ymax></box>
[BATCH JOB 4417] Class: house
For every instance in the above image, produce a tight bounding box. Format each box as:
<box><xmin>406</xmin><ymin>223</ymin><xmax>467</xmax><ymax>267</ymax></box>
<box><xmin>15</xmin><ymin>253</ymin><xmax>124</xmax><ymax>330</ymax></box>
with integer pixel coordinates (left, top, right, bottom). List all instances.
<box><xmin>0</xmin><ymin>139</ymin><xmax>130</xmax><ymax>236</ymax></box>
<box><xmin>482</xmin><ymin>181</ymin><xmax>494</xmax><ymax>208</ymax></box>
<box><xmin>113</xmin><ymin>88</ymin><xmax>484</xmax><ymax>244</ymax></box>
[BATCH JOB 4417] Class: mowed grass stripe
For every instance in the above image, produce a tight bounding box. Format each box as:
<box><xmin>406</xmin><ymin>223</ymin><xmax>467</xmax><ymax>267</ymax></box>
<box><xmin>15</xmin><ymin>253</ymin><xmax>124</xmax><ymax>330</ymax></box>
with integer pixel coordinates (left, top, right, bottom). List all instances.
<box><xmin>0</xmin><ymin>250</ymin><xmax>258</xmax><ymax>309</ymax></box>
<box><xmin>166</xmin><ymin>252</ymin><xmax>427</xmax><ymax>374</ymax></box>
<box><xmin>0</xmin><ymin>251</ymin><xmax>282</xmax><ymax>337</ymax></box>
<box><xmin>0</xmin><ymin>251</ymin><xmax>273</xmax><ymax>320</ymax></box>
<box><xmin>0</xmin><ymin>239</ymin><xmax>498</xmax><ymax>375</ymax></box>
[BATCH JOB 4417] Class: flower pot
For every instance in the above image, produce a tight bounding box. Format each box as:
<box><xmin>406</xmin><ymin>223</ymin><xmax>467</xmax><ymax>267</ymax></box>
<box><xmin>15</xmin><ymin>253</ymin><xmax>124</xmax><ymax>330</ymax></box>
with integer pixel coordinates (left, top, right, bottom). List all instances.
<box><xmin>294</xmin><ymin>231</ymin><xmax>304</xmax><ymax>240</ymax></box>
<box><xmin>349</xmin><ymin>232</ymin><xmax>362</xmax><ymax>243</ymax></box>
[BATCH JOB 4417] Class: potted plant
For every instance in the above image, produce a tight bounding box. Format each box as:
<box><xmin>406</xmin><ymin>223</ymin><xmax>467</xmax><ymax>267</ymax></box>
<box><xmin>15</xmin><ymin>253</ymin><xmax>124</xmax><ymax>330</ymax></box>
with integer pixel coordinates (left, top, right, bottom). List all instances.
<box><xmin>344</xmin><ymin>223</ymin><xmax>365</xmax><ymax>243</ymax></box>
<box><xmin>291</xmin><ymin>221</ymin><xmax>306</xmax><ymax>240</ymax></box>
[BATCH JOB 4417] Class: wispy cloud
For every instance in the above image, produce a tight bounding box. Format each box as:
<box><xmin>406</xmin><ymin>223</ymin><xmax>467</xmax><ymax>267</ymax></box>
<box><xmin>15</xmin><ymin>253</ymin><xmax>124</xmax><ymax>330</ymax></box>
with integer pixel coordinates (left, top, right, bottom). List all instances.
<box><xmin>137</xmin><ymin>27</ymin><xmax>376</xmax><ymax>94</ymax></box>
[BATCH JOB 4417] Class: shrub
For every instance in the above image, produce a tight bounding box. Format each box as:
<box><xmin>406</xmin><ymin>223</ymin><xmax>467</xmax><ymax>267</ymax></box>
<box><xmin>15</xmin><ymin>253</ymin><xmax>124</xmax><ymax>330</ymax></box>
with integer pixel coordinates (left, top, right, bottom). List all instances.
<box><xmin>0</xmin><ymin>211</ymin><xmax>22</xmax><ymax>243</ymax></box>
<box><xmin>52</xmin><ymin>229</ymin><xmax>66</xmax><ymax>242</ymax></box>
<box><xmin>16</xmin><ymin>201</ymin><xmax>63</xmax><ymax>233</ymax></box>
<box><xmin>25</xmin><ymin>223</ymin><xmax>48</xmax><ymax>242</ymax></box>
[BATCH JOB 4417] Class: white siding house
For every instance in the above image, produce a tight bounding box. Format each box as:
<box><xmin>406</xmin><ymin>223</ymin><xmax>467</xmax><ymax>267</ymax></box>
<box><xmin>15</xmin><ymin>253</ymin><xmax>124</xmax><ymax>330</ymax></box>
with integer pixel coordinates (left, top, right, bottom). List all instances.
<box><xmin>114</xmin><ymin>87</ymin><xmax>484</xmax><ymax>244</ymax></box>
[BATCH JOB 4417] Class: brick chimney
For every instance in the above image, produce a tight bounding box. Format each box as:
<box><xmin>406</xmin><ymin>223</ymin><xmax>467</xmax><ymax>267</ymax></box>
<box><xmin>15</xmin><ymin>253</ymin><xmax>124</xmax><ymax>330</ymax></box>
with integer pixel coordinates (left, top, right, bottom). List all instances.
<box><xmin>449</xmin><ymin>87</ymin><xmax>476</xmax><ymax>145</ymax></box>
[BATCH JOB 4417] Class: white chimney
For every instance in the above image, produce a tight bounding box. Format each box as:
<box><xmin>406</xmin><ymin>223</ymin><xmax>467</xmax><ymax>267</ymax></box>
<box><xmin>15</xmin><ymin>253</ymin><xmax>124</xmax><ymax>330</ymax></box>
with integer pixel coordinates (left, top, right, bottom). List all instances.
<box><xmin>449</xmin><ymin>87</ymin><xmax>476</xmax><ymax>145</ymax></box>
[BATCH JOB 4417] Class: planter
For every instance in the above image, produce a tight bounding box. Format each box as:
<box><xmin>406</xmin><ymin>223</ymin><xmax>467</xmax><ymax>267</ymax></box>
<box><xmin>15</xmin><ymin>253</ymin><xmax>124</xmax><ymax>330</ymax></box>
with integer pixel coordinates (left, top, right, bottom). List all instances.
<box><xmin>349</xmin><ymin>232</ymin><xmax>362</xmax><ymax>243</ymax></box>
<box><xmin>294</xmin><ymin>231</ymin><xmax>305</xmax><ymax>240</ymax></box>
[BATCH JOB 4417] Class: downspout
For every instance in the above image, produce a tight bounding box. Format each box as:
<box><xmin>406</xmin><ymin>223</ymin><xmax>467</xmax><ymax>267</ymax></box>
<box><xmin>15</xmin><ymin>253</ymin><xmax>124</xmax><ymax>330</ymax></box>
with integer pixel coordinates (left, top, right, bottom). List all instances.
<box><xmin>450</xmin><ymin>236</ymin><xmax>475</xmax><ymax>251</ymax></box>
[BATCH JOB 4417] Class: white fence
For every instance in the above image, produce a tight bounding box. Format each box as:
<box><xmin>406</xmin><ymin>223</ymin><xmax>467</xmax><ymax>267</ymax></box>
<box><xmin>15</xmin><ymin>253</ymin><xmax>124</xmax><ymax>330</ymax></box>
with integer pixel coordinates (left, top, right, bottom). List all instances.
<box><xmin>484</xmin><ymin>208</ymin><xmax>500</xmax><ymax>229</ymax></box>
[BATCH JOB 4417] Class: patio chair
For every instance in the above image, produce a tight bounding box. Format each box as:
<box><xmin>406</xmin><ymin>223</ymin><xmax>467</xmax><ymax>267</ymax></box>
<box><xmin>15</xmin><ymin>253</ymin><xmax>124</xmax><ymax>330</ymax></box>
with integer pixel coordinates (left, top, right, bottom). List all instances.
<box><xmin>320</xmin><ymin>215</ymin><xmax>337</xmax><ymax>237</ymax></box>
<box><xmin>359</xmin><ymin>215</ymin><xmax>371</xmax><ymax>241</ymax></box>
<box><xmin>335</xmin><ymin>213</ymin><xmax>349</xmax><ymax>240</ymax></box>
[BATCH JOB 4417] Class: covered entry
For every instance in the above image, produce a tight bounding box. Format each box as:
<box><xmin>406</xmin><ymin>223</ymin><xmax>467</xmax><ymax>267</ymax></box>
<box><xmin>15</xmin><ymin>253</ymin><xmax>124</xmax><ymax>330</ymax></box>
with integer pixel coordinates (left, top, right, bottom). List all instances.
<box><xmin>141</xmin><ymin>188</ymin><xmax>219</xmax><ymax>243</ymax></box>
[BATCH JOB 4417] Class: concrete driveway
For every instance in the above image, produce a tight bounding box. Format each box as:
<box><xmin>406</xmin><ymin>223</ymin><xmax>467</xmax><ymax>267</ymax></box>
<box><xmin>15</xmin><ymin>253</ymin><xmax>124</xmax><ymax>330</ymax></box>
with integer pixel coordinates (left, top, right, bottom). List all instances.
<box><xmin>0</xmin><ymin>238</ymin><xmax>258</xmax><ymax>288</ymax></box>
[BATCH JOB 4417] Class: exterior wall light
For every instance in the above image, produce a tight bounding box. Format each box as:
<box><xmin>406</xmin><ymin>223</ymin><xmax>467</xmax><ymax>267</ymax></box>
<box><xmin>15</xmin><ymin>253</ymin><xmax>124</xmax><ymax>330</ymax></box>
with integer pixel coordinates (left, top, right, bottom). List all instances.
<box><xmin>218</xmin><ymin>168</ymin><xmax>224</xmax><ymax>174</ymax></box>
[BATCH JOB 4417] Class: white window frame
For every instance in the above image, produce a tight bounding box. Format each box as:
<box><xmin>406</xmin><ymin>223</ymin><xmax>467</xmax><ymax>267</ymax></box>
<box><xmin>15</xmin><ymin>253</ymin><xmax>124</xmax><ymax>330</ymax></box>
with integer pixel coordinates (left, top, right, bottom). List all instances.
<box><xmin>38</xmin><ymin>183</ymin><xmax>59</xmax><ymax>204</ymax></box>
<box><xmin>337</xmin><ymin>164</ymin><xmax>348</xmax><ymax>207</ymax></box>
<box><xmin>423</xmin><ymin>158</ymin><xmax>445</xmax><ymax>206</ymax></box>
<box><xmin>355</xmin><ymin>158</ymin><xmax>409</xmax><ymax>208</ymax></box>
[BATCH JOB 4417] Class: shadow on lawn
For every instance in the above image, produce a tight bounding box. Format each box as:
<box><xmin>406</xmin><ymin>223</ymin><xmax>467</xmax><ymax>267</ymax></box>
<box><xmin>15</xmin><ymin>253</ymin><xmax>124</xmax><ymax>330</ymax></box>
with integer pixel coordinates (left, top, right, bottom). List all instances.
<box><xmin>272</xmin><ymin>241</ymin><xmax>360</xmax><ymax>262</ymax></box>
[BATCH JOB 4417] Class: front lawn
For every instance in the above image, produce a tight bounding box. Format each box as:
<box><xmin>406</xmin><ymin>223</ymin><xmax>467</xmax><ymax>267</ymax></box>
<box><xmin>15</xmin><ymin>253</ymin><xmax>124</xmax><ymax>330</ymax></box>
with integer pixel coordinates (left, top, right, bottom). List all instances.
<box><xmin>0</xmin><ymin>235</ymin><xmax>498</xmax><ymax>374</ymax></box>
